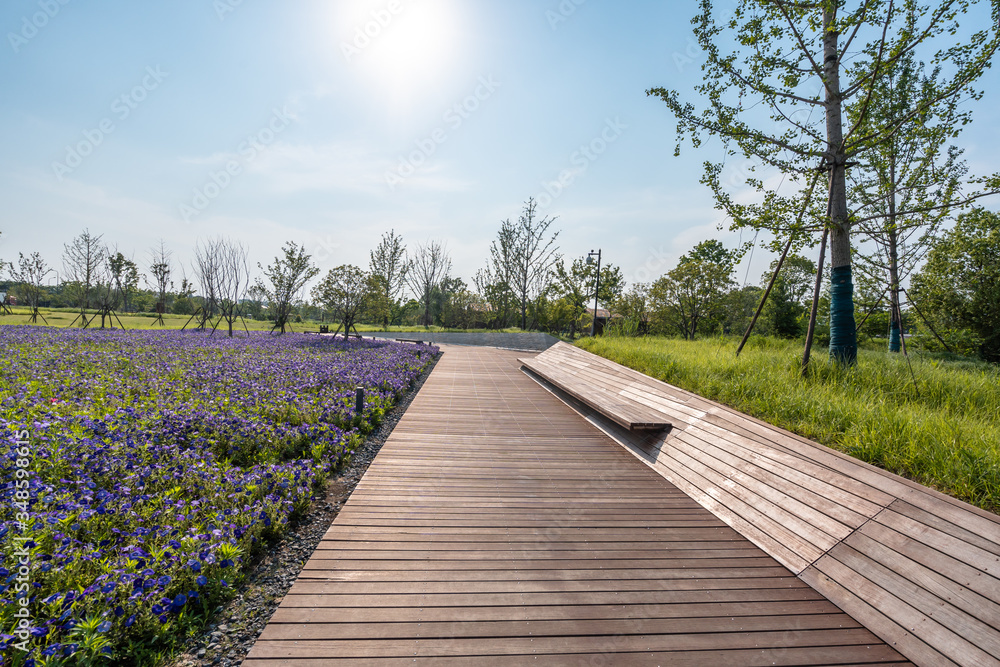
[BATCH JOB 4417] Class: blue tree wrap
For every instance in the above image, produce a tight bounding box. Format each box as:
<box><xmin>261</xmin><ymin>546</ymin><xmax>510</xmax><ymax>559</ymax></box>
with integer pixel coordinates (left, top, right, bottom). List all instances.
<box><xmin>829</xmin><ymin>265</ymin><xmax>858</xmax><ymax>365</ymax></box>
<box><xmin>888</xmin><ymin>318</ymin><xmax>901</xmax><ymax>353</ymax></box>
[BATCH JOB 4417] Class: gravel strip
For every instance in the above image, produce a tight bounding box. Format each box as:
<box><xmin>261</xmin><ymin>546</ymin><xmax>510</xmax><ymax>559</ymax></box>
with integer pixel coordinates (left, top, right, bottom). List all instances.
<box><xmin>171</xmin><ymin>353</ymin><xmax>440</xmax><ymax>667</ymax></box>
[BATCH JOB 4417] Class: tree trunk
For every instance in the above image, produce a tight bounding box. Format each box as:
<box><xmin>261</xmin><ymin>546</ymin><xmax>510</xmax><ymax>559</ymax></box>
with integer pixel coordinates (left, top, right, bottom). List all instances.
<box><xmin>823</xmin><ymin>6</ymin><xmax>857</xmax><ymax>366</ymax></box>
<box><xmin>887</xmin><ymin>161</ymin><xmax>902</xmax><ymax>352</ymax></box>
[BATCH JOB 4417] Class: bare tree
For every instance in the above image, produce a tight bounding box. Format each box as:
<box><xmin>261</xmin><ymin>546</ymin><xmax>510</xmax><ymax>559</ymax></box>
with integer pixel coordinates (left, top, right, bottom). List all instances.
<box><xmin>9</xmin><ymin>252</ymin><xmax>51</xmax><ymax>324</ymax></box>
<box><xmin>256</xmin><ymin>241</ymin><xmax>319</xmax><ymax>333</ymax></box>
<box><xmin>405</xmin><ymin>240</ymin><xmax>451</xmax><ymax>327</ymax></box>
<box><xmin>62</xmin><ymin>229</ymin><xmax>106</xmax><ymax>326</ymax></box>
<box><xmin>368</xmin><ymin>230</ymin><xmax>409</xmax><ymax>328</ymax></box>
<box><xmin>509</xmin><ymin>198</ymin><xmax>560</xmax><ymax>330</ymax></box>
<box><xmin>311</xmin><ymin>265</ymin><xmax>372</xmax><ymax>338</ymax></box>
<box><xmin>192</xmin><ymin>239</ymin><xmax>223</xmax><ymax>329</ymax></box>
<box><xmin>214</xmin><ymin>239</ymin><xmax>251</xmax><ymax>337</ymax></box>
<box><xmin>147</xmin><ymin>240</ymin><xmax>173</xmax><ymax>326</ymax></box>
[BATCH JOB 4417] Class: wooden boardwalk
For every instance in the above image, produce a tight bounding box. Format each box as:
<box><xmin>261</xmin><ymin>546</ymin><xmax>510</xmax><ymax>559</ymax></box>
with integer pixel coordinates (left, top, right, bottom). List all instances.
<box><xmin>246</xmin><ymin>345</ymin><xmax>908</xmax><ymax>665</ymax></box>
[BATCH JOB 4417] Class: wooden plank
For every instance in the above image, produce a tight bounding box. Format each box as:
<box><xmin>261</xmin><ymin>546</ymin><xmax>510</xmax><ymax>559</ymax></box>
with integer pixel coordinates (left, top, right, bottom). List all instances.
<box><xmin>520</xmin><ymin>357</ymin><xmax>671</xmax><ymax>431</ymax></box>
<box><xmin>820</xmin><ymin>544</ymin><xmax>1000</xmax><ymax>666</ymax></box>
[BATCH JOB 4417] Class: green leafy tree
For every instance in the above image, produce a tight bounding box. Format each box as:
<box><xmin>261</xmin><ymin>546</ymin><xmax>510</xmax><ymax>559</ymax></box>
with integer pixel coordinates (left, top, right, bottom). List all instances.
<box><xmin>549</xmin><ymin>257</ymin><xmax>624</xmax><ymax>338</ymax></box>
<box><xmin>256</xmin><ymin>241</ymin><xmax>320</xmax><ymax>334</ymax></box>
<box><xmin>648</xmin><ymin>0</ymin><xmax>1000</xmax><ymax>365</ymax></box>
<box><xmin>911</xmin><ymin>208</ymin><xmax>1000</xmax><ymax>361</ymax></box>
<box><xmin>609</xmin><ymin>283</ymin><xmax>651</xmax><ymax>336</ymax></box>
<box><xmin>9</xmin><ymin>252</ymin><xmax>51</xmax><ymax>323</ymax></box>
<box><xmin>761</xmin><ymin>254</ymin><xmax>816</xmax><ymax>338</ymax></box>
<box><xmin>368</xmin><ymin>230</ymin><xmax>409</xmax><ymax>328</ymax></box>
<box><xmin>848</xmin><ymin>51</ymin><xmax>997</xmax><ymax>352</ymax></box>
<box><xmin>649</xmin><ymin>240</ymin><xmax>735</xmax><ymax>340</ymax></box>
<box><xmin>171</xmin><ymin>277</ymin><xmax>196</xmax><ymax>315</ymax></box>
<box><xmin>108</xmin><ymin>251</ymin><xmax>141</xmax><ymax>313</ymax></box>
<box><xmin>312</xmin><ymin>264</ymin><xmax>372</xmax><ymax>338</ymax></box>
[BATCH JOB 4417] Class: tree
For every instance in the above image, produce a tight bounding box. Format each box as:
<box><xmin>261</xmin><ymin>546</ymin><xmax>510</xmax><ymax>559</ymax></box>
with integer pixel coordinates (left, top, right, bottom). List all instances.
<box><xmin>193</xmin><ymin>240</ymin><xmax>221</xmax><ymax>328</ymax></box>
<box><xmin>108</xmin><ymin>251</ymin><xmax>140</xmax><ymax>314</ymax></box>
<box><xmin>649</xmin><ymin>240</ymin><xmax>735</xmax><ymax>340</ymax></box>
<box><xmin>147</xmin><ymin>241</ymin><xmax>173</xmax><ymax>325</ymax></box>
<box><xmin>368</xmin><ymin>230</ymin><xmax>409</xmax><ymax>328</ymax></box>
<box><xmin>63</xmin><ymin>229</ymin><xmax>106</xmax><ymax>325</ymax></box>
<box><xmin>910</xmin><ymin>208</ymin><xmax>1000</xmax><ymax>362</ymax></box>
<box><xmin>549</xmin><ymin>257</ymin><xmax>624</xmax><ymax>338</ymax></box>
<box><xmin>648</xmin><ymin>0</ymin><xmax>1000</xmax><ymax>365</ymax></box>
<box><xmin>609</xmin><ymin>283</ymin><xmax>651</xmax><ymax>336</ymax></box>
<box><xmin>508</xmin><ymin>198</ymin><xmax>560</xmax><ymax>330</ymax></box>
<box><xmin>476</xmin><ymin>219</ymin><xmax>521</xmax><ymax>329</ymax></box>
<box><xmin>9</xmin><ymin>252</ymin><xmax>51</xmax><ymax>324</ymax></box>
<box><xmin>405</xmin><ymin>240</ymin><xmax>451</xmax><ymax>327</ymax></box>
<box><xmin>256</xmin><ymin>242</ymin><xmax>320</xmax><ymax>334</ymax></box>
<box><xmin>312</xmin><ymin>265</ymin><xmax>372</xmax><ymax>338</ymax></box>
<box><xmin>848</xmin><ymin>51</ymin><xmax>997</xmax><ymax>352</ymax></box>
<box><xmin>172</xmin><ymin>276</ymin><xmax>196</xmax><ymax>316</ymax></box>
<box><xmin>215</xmin><ymin>239</ymin><xmax>251</xmax><ymax>336</ymax></box>
<box><xmin>761</xmin><ymin>254</ymin><xmax>816</xmax><ymax>338</ymax></box>
<box><xmin>192</xmin><ymin>238</ymin><xmax>250</xmax><ymax>335</ymax></box>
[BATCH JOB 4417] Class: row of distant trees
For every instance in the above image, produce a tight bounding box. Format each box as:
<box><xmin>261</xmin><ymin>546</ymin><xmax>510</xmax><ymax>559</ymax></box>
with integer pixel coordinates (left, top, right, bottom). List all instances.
<box><xmin>1</xmin><ymin>201</ymin><xmax>998</xmax><ymax>360</ymax></box>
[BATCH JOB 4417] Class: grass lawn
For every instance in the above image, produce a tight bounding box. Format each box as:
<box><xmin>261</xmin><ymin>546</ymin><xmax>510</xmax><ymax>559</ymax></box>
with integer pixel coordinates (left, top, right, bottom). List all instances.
<box><xmin>0</xmin><ymin>308</ymin><xmax>528</xmax><ymax>334</ymax></box>
<box><xmin>577</xmin><ymin>335</ymin><xmax>1000</xmax><ymax>514</ymax></box>
<box><xmin>0</xmin><ymin>308</ymin><xmax>283</xmax><ymax>331</ymax></box>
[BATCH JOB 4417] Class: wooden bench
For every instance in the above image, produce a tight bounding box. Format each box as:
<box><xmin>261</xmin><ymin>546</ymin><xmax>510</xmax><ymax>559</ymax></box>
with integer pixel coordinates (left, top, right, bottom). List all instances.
<box><xmin>522</xmin><ymin>342</ymin><xmax>1000</xmax><ymax>667</ymax></box>
<box><xmin>519</xmin><ymin>351</ymin><xmax>670</xmax><ymax>431</ymax></box>
<box><xmin>395</xmin><ymin>338</ymin><xmax>425</xmax><ymax>345</ymax></box>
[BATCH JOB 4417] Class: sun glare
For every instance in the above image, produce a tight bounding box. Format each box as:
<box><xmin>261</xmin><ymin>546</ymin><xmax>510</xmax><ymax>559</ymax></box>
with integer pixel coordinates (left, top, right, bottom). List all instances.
<box><xmin>334</xmin><ymin>0</ymin><xmax>463</xmax><ymax>109</ymax></box>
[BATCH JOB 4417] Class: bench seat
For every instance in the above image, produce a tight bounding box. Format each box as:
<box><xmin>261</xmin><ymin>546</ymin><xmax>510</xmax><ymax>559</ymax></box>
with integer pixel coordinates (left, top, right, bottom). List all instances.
<box><xmin>520</xmin><ymin>353</ymin><xmax>671</xmax><ymax>431</ymax></box>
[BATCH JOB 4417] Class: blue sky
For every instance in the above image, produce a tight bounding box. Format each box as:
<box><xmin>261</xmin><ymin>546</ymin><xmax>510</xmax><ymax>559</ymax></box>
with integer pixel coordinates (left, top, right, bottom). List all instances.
<box><xmin>2</xmin><ymin>0</ymin><xmax>998</xmax><ymax>294</ymax></box>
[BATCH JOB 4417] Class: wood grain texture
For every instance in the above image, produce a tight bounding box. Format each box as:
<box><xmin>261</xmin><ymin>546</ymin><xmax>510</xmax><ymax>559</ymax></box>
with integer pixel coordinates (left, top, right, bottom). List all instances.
<box><xmin>246</xmin><ymin>344</ymin><xmax>904</xmax><ymax>664</ymax></box>
<box><xmin>527</xmin><ymin>342</ymin><xmax>1000</xmax><ymax>667</ymax></box>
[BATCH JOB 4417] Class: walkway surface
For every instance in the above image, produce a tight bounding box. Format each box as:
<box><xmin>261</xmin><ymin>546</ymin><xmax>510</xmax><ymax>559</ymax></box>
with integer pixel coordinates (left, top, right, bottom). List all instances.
<box><xmin>364</xmin><ymin>331</ymin><xmax>559</xmax><ymax>351</ymax></box>
<box><xmin>246</xmin><ymin>345</ymin><xmax>908</xmax><ymax>665</ymax></box>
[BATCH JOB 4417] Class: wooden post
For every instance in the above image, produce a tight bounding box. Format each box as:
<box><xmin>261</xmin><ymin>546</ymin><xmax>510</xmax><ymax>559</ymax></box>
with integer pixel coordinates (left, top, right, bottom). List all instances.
<box><xmin>801</xmin><ymin>226</ymin><xmax>829</xmax><ymax>378</ymax></box>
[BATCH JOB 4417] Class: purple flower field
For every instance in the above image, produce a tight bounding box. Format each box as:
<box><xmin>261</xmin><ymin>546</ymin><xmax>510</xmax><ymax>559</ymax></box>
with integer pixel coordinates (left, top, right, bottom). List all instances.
<box><xmin>0</xmin><ymin>327</ymin><xmax>437</xmax><ymax>665</ymax></box>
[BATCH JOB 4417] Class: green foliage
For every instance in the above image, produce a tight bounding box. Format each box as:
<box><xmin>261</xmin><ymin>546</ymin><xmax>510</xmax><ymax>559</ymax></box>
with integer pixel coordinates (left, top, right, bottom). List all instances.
<box><xmin>255</xmin><ymin>242</ymin><xmax>320</xmax><ymax>334</ymax></box>
<box><xmin>648</xmin><ymin>240</ymin><xmax>735</xmax><ymax>339</ymax></box>
<box><xmin>548</xmin><ymin>257</ymin><xmax>623</xmax><ymax>337</ymax></box>
<box><xmin>368</xmin><ymin>230</ymin><xmax>409</xmax><ymax>328</ymax></box>
<box><xmin>647</xmin><ymin>0</ymin><xmax>1000</xmax><ymax>367</ymax></box>
<box><xmin>759</xmin><ymin>254</ymin><xmax>815</xmax><ymax>338</ymax></box>
<box><xmin>311</xmin><ymin>265</ymin><xmax>372</xmax><ymax>337</ymax></box>
<box><xmin>578</xmin><ymin>335</ymin><xmax>1000</xmax><ymax>513</ymax></box>
<box><xmin>911</xmin><ymin>208</ymin><xmax>1000</xmax><ymax>362</ymax></box>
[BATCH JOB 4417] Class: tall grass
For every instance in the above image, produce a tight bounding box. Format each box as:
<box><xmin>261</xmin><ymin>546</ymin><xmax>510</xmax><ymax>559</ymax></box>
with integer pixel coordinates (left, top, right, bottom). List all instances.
<box><xmin>577</xmin><ymin>336</ymin><xmax>1000</xmax><ymax>514</ymax></box>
